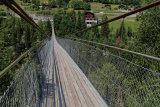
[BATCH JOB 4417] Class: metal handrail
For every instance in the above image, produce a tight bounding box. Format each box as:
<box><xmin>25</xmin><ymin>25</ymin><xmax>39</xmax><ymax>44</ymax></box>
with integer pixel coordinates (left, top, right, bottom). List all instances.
<box><xmin>67</xmin><ymin>37</ymin><xmax>160</xmax><ymax>61</ymax></box>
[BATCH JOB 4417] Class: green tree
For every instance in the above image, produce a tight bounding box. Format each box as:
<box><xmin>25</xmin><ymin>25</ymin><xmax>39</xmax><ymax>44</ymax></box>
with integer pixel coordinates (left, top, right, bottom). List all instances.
<box><xmin>115</xmin><ymin>0</ymin><xmax>118</xmax><ymax>4</ymax></box>
<box><xmin>83</xmin><ymin>2</ymin><xmax>91</xmax><ymax>10</ymax></box>
<box><xmin>81</xmin><ymin>12</ymin><xmax>86</xmax><ymax>30</ymax></box>
<box><xmin>48</xmin><ymin>0</ymin><xmax>56</xmax><ymax>8</ymax></box>
<box><xmin>45</xmin><ymin>19</ymin><xmax>52</xmax><ymax>36</ymax></box>
<box><xmin>15</xmin><ymin>19</ymin><xmax>24</xmax><ymax>54</ymax></box>
<box><xmin>77</xmin><ymin>11</ymin><xmax>82</xmax><ymax>30</ymax></box>
<box><xmin>71</xmin><ymin>0</ymin><xmax>83</xmax><ymax>10</ymax></box>
<box><xmin>127</xmin><ymin>26</ymin><xmax>132</xmax><ymax>37</ymax></box>
<box><xmin>24</xmin><ymin>23</ymin><xmax>31</xmax><ymax>49</ymax></box>
<box><xmin>101</xmin><ymin>15</ymin><xmax>110</xmax><ymax>38</ymax></box>
<box><xmin>89</xmin><ymin>62</ymin><xmax>126</xmax><ymax>107</ymax></box>
<box><xmin>118</xmin><ymin>21</ymin><xmax>126</xmax><ymax>44</ymax></box>
<box><xmin>37</xmin><ymin>20</ymin><xmax>44</xmax><ymax>41</ymax></box>
<box><xmin>56</xmin><ymin>0</ymin><xmax>64</xmax><ymax>7</ymax></box>
<box><xmin>91</xmin><ymin>22</ymin><xmax>99</xmax><ymax>39</ymax></box>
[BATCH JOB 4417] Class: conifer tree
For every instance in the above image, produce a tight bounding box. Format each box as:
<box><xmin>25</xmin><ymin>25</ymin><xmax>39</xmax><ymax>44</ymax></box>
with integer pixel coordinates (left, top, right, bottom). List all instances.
<box><xmin>24</xmin><ymin>23</ymin><xmax>31</xmax><ymax>49</ymax></box>
<box><xmin>101</xmin><ymin>15</ymin><xmax>110</xmax><ymax>38</ymax></box>
<box><xmin>45</xmin><ymin>19</ymin><xmax>52</xmax><ymax>36</ymax></box>
<box><xmin>37</xmin><ymin>20</ymin><xmax>44</xmax><ymax>41</ymax></box>
<box><xmin>15</xmin><ymin>19</ymin><xmax>23</xmax><ymax>54</ymax></box>
<box><xmin>119</xmin><ymin>21</ymin><xmax>126</xmax><ymax>43</ymax></box>
<box><xmin>81</xmin><ymin>12</ymin><xmax>86</xmax><ymax>30</ymax></box>
<box><xmin>77</xmin><ymin>11</ymin><xmax>82</xmax><ymax>30</ymax></box>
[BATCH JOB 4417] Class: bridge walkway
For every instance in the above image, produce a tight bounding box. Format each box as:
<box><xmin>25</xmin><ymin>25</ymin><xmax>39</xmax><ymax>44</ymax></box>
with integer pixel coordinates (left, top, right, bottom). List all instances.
<box><xmin>42</xmin><ymin>26</ymin><xmax>107</xmax><ymax>107</ymax></box>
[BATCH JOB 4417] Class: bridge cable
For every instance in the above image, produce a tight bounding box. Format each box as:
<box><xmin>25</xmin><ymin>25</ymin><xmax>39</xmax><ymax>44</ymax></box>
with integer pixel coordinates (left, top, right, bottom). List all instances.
<box><xmin>9</xmin><ymin>0</ymin><xmax>48</xmax><ymax>37</ymax></box>
<box><xmin>1</xmin><ymin>0</ymin><xmax>48</xmax><ymax>37</ymax></box>
<box><xmin>65</xmin><ymin>37</ymin><xmax>160</xmax><ymax>61</ymax></box>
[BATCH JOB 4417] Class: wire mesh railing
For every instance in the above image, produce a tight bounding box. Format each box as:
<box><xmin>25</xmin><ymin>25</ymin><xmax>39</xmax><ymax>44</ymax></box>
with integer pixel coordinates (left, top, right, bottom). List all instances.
<box><xmin>57</xmin><ymin>37</ymin><xmax>160</xmax><ymax>107</ymax></box>
<box><xmin>0</xmin><ymin>39</ymin><xmax>52</xmax><ymax>107</ymax></box>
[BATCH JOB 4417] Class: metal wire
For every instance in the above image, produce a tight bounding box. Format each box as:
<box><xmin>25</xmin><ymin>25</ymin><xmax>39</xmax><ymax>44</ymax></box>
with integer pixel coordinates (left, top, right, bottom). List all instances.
<box><xmin>10</xmin><ymin>0</ymin><xmax>48</xmax><ymax>37</ymax></box>
<box><xmin>57</xmin><ymin>37</ymin><xmax>160</xmax><ymax>107</ymax></box>
<box><xmin>65</xmin><ymin>37</ymin><xmax>160</xmax><ymax>61</ymax></box>
<box><xmin>1</xmin><ymin>0</ymin><xmax>48</xmax><ymax>37</ymax></box>
<box><xmin>0</xmin><ymin>39</ymin><xmax>52</xmax><ymax>107</ymax></box>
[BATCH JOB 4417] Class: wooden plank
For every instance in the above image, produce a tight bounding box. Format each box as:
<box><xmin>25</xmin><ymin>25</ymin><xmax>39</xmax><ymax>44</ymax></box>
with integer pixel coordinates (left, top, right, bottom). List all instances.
<box><xmin>57</xmin><ymin>46</ymin><xmax>86</xmax><ymax>107</ymax></box>
<box><xmin>59</xmin><ymin>50</ymin><xmax>94</xmax><ymax>107</ymax></box>
<box><xmin>54</xmin><ymin>41</ymin><xmax>69</xmax><ymax>107</ymax></box>
<box><xmin>43</xmin><ymin>53</ymin><xmax>54</xmax><ymax>107</ymax></box>
<box><xmin>56</xmin><ymin>38</ymin><xmax>105</xmax><ymax>107</ymax></box>
<box><xmin>53</xmin><ymin>57</ymin><xmax>59</xmax><ymax>107</ymax></box>
<box><xmin>56</xmin><ymin>45</ymin><xmax>76</xmax><ymax>107</ymax></box>
<box><xmin>72</xmin><ymin>58</ymin><xmax>105</xmax><ymax>107</ymax></box>
<box><xmin>54</xmin><ymin>50</ymin><xmax>69</xmax><ymax>107</ymax></box>
<box><xmin>54</xmin><ymin>43</ymin><xmax>73</xmax><ymax>107</ymax></box>
<box><xmin>54</xmin><ymin>54</ymin><xmax>65</xmax><ymax>107</ymax></box>
<box><xmin>63</xmin><ymin>55</ymin><xmax>95</xmax><ymax>107</ymax></box>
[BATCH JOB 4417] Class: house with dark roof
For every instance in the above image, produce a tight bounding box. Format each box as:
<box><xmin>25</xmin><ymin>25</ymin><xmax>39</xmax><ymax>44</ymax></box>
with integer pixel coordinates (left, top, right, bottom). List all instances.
<box><xmin>105</xmin><ymin>5</ymin><xmax>111</xmax><ymax>9</ymax></box>
<box><xmin>42</xmin><ymin>4</ymin><xmax>48</xmax><ymax>8</ymax></box>
<box><xmin>119</xmin><ymin>5</ymin><xmax>125</xmax><ymax>9</ymax></box>
<box><xmin>85</xmin><ymin>12</ymin><xmax>98</xmax><ymax>27</ymax></box>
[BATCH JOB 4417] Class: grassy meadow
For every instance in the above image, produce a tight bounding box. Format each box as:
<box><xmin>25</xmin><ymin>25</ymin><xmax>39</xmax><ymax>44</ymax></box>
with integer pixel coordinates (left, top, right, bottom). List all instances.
<box><xmin>109</xmin><ymin>19</ymin><xmax>140</xmax><ymax>32</ymax></box>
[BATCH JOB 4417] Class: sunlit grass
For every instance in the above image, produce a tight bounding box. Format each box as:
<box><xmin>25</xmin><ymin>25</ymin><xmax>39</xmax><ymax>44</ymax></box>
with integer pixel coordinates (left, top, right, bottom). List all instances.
<box><xmin>109</xmin><ymin>20</ymin><xmax>141</xmax><ymax>32</ymax></box>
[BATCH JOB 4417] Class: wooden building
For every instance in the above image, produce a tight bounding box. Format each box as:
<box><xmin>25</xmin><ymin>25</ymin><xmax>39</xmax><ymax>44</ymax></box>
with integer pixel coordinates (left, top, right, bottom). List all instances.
<box><xmin>85</xmin><ymin>12</ymin><xmax>98</xmax><ymax>27</ymax></box>
<box><xmin>119</xmin><ymin>5</ymin><xmax>125</xmax><ymax>9</ymax></box>
<box><xmin>105</xmin><ymin>5</ymin><xmax>111</xmax><ymax>9</ymax></box>
<box><xmin>85</xmin><ymin>12</ymin><xmax>95</xmax><ymax>18</ymax></box>
<box><xmin>42</xmin><ymin>4</ymin><xmax>48</xmax><ymax>8</ymax></box>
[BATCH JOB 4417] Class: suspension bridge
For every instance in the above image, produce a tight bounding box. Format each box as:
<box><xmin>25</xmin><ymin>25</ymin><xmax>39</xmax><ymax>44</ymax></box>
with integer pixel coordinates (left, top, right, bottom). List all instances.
<box><xmin>0</xmin><ymin>0</ymin><xmax>160</xmax><ymax>107</ymax></box>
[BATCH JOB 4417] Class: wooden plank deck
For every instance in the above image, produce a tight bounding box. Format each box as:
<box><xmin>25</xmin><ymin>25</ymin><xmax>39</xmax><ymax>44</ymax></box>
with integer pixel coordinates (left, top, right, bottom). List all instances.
<box><xmin>42</xmin><ymin>26</ymin><xmax>107</xmax><ymax>107</ymax></box>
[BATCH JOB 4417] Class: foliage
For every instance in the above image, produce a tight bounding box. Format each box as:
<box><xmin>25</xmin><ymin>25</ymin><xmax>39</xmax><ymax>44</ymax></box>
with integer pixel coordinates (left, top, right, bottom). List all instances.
<box><xmin>71</xmin><ymin>0</ymin><xmax>91</xmax><ymax>10</ymax></box>
<box><xmin>0</xmin><ymin>16</ymin><xmax>51</xmax><ymax>95</ymax></box>
<box><xmin>90</xmin><ymin>62</ymin><xmax>126</xmax><ymax>107</ymax></box>
<box><xmin>91</xmin><ymin>0</ymin><xmax>141</xmax><ymax>5</ymax></box>
<box><xmin>48</xmin><ymin>0</ymin><xmax>56</xmax><ymax>8</ymax></box>
<box><xmin>101</xmin><ymin>14</ymin><xmax>110</xmax><ymax>38</ymax></box>
<box><xmin>37</xmin><ymin>11</ymin><xmax>53</xmax><ymax>16</ymax></box>
<box><xmin>54</xmin><ymin>10</ymin><xmax>86</xmax><ymax>37</ymax></box>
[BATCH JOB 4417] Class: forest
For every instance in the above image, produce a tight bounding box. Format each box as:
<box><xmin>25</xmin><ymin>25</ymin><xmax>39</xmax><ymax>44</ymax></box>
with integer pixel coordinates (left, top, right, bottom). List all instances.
<box><xmin>0</xmin><ymin>14</ymin><xmax>52</xmax><ymax>95</ymax></box>
<box><xmin>84</xmin><ymin>0</ymin><xmax>141</xmax><ymax>5</ymax></box>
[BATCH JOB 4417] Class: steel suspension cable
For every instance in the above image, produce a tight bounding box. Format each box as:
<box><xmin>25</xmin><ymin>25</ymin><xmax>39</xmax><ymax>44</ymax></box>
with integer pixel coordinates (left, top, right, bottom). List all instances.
<box><xmin>9</xmin><ymin>0</ymin><xmax>48</xmax><ymax>37</ymax></box>
<box><xmin>1</xmin><ymin>0</ymin><xmax>48</xmax><ymax>37</ymax></box>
